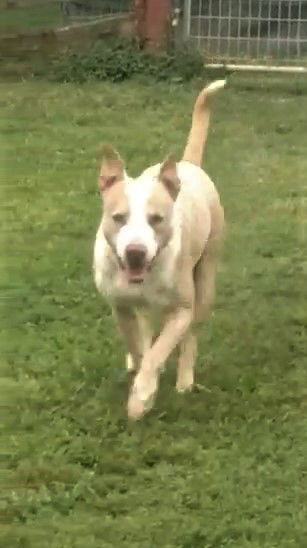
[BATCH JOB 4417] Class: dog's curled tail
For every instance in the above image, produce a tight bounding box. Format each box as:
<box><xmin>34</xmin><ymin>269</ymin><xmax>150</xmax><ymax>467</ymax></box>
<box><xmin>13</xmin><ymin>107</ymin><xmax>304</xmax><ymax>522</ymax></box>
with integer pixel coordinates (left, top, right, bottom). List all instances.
<box><xmin>182</xmin><ymin>79</ymin><xmax>226</xmax><ymax>167</ymax></box>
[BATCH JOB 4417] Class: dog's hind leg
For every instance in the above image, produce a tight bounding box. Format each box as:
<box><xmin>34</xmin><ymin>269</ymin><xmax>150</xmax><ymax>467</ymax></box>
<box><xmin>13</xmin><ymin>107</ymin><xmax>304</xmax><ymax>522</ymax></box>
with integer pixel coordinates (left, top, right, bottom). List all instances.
<box><xmin>193</xmin><ymin>248</ymin><xmax>218</xmax><ymax>325</ymax></box>
<box><xmin>176</xmin><ymin>240</ymin><xmax>219</xmax><ymax>394</ymax></box>
<box><xmin>193</xmin><ymin>205</ymin><xmax>224</xmax><ymax>324</ymax></box>
<box><xmin>179</xmin><ymin>210</ymin><xmax>223</xmax><ymax>391</ymax></box>
<box><xmin>175</xmin><ymin>238</ymin><xmax>220</xmax><ymax>393</ymax></box>
<box><xmin>176</xmin><ymin>330</ymin><xmax>197</xmax><ymax>392</ymax></box>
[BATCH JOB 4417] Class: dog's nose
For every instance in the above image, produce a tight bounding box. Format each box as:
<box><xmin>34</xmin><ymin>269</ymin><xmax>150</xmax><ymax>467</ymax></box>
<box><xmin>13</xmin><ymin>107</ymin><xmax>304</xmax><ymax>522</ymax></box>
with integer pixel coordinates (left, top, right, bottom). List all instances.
<box><xmin>125</xmin><ymin>244</ymin><xmax>147</xmax><ymax>269</ymax></box>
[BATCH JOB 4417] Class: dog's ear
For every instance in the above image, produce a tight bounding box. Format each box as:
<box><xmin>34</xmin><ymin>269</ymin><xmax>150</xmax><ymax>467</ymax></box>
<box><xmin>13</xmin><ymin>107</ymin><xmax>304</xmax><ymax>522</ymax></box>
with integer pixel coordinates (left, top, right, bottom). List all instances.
<box><xmin>158</xmin><ymin>156</ymin><xmax>180</xmax><ymax>200</ymax></box>
<box><xmin>98</xmin><ymin>145</ymin><xmax>124</xmax><ymax>192</ymax></box>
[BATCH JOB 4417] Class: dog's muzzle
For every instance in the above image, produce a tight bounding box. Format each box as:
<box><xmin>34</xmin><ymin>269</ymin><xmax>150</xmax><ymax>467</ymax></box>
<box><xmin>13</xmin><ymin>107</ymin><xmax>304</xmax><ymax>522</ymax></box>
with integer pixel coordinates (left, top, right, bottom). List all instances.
<box><xmin>124</xmin><ymin>244</ymin><xmax>147</xmax><ymax>284</ymax></box>
<box><xmin>106</xmin><ymin>236</ymin><xmax>161</xmax><ymax>285</ymax></box>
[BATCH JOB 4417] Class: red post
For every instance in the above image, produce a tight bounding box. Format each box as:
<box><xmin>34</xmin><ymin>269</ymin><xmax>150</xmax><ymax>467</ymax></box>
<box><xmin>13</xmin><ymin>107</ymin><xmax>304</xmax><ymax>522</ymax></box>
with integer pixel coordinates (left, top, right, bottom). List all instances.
<box><xmin>133</xmin><ymin>0</ymin><xmax>171</xmax><ymax>50</ymax></box>
<box><xmin>133</xmin><ymin>0</ymin><xmax>146</xmax><ymax>47</ymax></box>
<box><xmin>145</xmin><ymin>0</ymin><xmax>171</xmax><ymax>50</ymax></box>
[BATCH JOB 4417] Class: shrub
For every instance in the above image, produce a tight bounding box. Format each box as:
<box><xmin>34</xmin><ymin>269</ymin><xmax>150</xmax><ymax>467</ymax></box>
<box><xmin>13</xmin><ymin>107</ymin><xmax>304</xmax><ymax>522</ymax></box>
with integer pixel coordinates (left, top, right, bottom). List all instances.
<box><xmin>50</xmin><ymin>40</ymin><xmax>206</xmax><ymax>83</ymax></box>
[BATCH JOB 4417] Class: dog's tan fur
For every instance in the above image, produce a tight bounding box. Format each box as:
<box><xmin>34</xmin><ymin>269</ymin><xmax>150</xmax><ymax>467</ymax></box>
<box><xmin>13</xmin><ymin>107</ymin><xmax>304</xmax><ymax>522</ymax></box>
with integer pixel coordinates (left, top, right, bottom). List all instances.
<box><xmin>93</xmin><ymin>80</ymin><xmax>225</xmax><ymax>419</ymax></box>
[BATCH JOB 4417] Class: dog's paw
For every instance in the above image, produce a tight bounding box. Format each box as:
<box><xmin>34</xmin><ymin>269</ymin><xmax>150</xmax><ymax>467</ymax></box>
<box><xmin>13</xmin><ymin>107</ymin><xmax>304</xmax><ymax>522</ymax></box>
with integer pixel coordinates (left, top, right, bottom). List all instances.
<box><xmin>176</xmin><ymin>382</ymin><xmax>194</xmax><ymax>394</ymax></box>
<box><xmin>127</xmin><ymin>393</ymin><xmax>154</xmax><ymax>420</ymax></box>
<box><xmin>176</xmin><ymin>372</ymin><xmax>194</xmax><ymax>393</ymax></box>
<box><xmin>127</xmin><ymin>372</ymin><xmax>158</xmax><ymax>420</ymax></box>
<box><xmin>126</xmin><ymin>353</ymin><xmax>137</xmax><ymax>373</ymax></box>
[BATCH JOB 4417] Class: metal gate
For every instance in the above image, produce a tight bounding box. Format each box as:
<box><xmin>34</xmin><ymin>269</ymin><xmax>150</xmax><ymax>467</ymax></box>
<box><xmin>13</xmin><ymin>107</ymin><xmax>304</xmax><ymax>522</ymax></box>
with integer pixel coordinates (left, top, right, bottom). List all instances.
<box><xmin>183</xmin><ymin>0</ymin><xmax>307</xmax><ymax>72</ymax></box>
<box><xmin>61</xmin><ymin>0</ymin><xmax>131</xmax><ymax>22</ymax></box>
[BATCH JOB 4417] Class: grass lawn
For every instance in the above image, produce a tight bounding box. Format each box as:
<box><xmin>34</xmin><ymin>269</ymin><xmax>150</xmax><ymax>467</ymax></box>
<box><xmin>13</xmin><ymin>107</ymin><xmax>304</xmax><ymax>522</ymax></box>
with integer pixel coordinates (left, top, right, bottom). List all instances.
<box><xmin>1</xmin><ymin>75</ymin><xmax>307</xmax><ymax>547</ymax></box>
<box><xmin>0</xmin><ymin>4</ymin><xmax>63</xmax><ymax>33</ymax></box>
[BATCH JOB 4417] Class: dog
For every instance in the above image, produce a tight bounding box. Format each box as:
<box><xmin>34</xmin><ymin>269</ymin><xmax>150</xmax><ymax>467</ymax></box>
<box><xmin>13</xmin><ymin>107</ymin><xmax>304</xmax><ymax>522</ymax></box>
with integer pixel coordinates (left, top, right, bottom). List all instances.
<box><xmin>93</xmin><ymin>80</ymin><xmax>226</xmax><ymax>419</ymax></box>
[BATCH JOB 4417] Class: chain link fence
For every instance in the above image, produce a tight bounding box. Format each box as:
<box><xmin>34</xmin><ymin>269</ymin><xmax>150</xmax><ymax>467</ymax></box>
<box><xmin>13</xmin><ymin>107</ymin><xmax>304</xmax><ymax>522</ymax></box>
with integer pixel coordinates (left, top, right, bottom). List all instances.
<box><xmin>61</xmin><ymin>0</ymin><xmax>131</xmax><ymax>21</ymax></box>
<box><xmin>0</xmin><ymin>0</ymin><xmax>131</xmax><ymax>34</ymax></box>
<box><xmin>183</xmin><ymin>0</ymin><xmax>307</xmax><ymax>70</ymax></box>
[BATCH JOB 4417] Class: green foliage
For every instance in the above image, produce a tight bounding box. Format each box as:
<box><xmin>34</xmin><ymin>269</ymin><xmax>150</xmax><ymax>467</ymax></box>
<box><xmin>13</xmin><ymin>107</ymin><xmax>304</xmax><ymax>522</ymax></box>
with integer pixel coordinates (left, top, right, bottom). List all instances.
<box><xmin>50</xmin><ymin>40</ymin><xmax>206</xmax><ymax>83</ymax></box>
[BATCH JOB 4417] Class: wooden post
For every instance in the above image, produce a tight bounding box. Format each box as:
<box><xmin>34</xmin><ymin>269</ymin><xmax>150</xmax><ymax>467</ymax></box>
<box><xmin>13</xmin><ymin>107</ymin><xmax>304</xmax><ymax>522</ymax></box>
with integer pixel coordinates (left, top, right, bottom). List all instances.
<box><xmin>133</xmin><ymin>0</ymin><xmax>171</xmax><ymax>50</ymax></box>
<box><xmin>133</xmin><ymin>0</ymin><xmax>146</xmax><ymax>47</ymax></box>
<box><xmin>145</xmin><ymin>0</ymin><xmax>171</xmax><ymax>50</ymax></box>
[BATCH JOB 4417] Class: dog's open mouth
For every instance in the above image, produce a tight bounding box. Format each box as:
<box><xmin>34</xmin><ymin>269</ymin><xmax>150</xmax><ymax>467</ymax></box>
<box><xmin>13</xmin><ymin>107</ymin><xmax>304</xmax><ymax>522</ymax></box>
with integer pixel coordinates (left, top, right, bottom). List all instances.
<box><xmin>118</xmin><ymin>259</ymin><xmax>147</xmax><ymax>285</ymax></box>
<box><xmin>115</xmin><ymin>246</ymin><xmax>158</xmax><ymax>285</ymax></box>
<box><xmin>126</xmin><ymin>267</ymin><xmax>146</xmax><ymax>284</ymax></box>
<box><xmin>121</xmin><ymin>244</ymin><xmax>151</xmax><ymax>284</ymax></box>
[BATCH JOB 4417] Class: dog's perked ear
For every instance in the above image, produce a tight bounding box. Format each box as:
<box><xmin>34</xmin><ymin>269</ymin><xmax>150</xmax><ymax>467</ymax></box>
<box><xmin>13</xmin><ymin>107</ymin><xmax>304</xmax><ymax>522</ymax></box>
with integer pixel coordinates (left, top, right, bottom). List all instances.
<box><xmin>158</xmin><ymin>156</ymin><xmax>180</xmax><ymax>200</ymax></box>
<box><xmin>98</xmin><ymin>145</ymin><xmax>124</xmax><ymax>192</ymax></box>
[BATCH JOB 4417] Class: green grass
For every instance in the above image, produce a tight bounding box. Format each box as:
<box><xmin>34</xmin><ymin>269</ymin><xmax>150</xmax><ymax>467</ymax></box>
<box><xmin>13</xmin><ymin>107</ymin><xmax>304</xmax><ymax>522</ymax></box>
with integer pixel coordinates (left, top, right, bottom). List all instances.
<box><xmin>0</xmin><ymin>4</ymin><xmax>63</xmax><ymax>33</ymax></box>
<box><xmin>1</xmin><ymin>75</ymin><xmax>307</xmax><ymax>547</ymax></box>
<box><xmin>0</xmin><ymin>1</ymin><xmax>130</xmax><ymax>34</ymax></box>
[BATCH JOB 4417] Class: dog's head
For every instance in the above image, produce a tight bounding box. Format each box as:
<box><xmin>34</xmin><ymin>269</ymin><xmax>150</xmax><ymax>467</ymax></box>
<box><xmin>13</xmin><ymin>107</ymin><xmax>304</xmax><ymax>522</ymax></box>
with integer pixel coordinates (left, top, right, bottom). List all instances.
<box><xmin>98</xmin><ymin>146</ymin><xmax>180</xmax><ymax>284</ymax></box>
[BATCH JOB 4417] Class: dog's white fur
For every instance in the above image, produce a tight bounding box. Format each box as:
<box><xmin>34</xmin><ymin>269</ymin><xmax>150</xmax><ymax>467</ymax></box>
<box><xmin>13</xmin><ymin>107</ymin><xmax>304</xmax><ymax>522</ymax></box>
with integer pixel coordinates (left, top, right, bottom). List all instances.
<box><xmin>115</xmin><ymin>175</ymin><xmax>160</xmax><ymax>264</ymax></box>
<box><xmin>93</xmin><ymin>80</ymin><xmax>226</xmax><ymax>419</ymax></box>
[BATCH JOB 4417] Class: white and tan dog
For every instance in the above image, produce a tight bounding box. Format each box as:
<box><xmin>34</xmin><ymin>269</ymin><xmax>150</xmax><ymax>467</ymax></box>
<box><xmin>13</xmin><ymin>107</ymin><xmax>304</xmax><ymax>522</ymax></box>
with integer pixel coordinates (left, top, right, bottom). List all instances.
<box><xmin>93</xmin><ymin>80</ymin><xmax>226</xmax><ymax>419</ymax></box>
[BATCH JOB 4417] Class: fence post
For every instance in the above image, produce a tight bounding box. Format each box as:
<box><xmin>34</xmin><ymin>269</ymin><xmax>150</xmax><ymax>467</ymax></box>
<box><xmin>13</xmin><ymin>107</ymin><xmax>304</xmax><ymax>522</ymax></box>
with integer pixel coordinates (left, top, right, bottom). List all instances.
<box><xmin>145</xmin><ymin>0</ymin><xmax>171</xmax><ymax>50</ymax></box>
<box><xmin>133</xmin><ymin>0</ymin><xmax>171</xmax><ymax>50</ymax></box>
<box><xmin>183</xmin><ymin>0</ymin><xmax>191</xmax><ymax>41</ymax></box>
<box><xmin>133</xmin><ymin>0</ymin><xmax>146</xmax><ymax>47</ymax></box>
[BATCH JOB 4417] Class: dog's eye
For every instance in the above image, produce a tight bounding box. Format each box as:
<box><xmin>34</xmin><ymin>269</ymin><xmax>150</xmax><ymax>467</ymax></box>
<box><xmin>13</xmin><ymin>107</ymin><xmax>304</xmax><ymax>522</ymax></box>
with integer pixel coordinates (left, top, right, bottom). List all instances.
<box><xmin>112</xmin><ymin>213</ymin><xmax>127</xmax><ymax>225</ymax></box>
<box><xmin>148</xmin><ymin>214</ymin><xmax>164</xmax><ymax>226</ymax></box>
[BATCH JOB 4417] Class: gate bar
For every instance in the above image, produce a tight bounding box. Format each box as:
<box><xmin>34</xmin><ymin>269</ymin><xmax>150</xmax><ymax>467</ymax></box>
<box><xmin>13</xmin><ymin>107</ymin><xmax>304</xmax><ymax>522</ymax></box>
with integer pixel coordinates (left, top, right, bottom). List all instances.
<box><xmin>206</xmin><ymin>63</ymin><xmax>307</xmax><ymax>74</ymax></box>
<box><xmin>183</xmin><ymin>0</ymin><xmax>191</xmax><ymax>40</ymax></box>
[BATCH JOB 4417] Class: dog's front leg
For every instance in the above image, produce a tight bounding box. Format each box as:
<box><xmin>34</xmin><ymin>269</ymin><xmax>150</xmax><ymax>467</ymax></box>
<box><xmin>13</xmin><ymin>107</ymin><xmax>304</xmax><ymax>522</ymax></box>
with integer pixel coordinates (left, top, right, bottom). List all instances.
<box><xmin>113</xmin><ymin>305</ymin><xmax>144</xmax><ymax>373</ymax></box>
<box><xmin>128</xmin><ymin>306</ymin><xmax>193</xmax><ymax>419</ymax></box>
